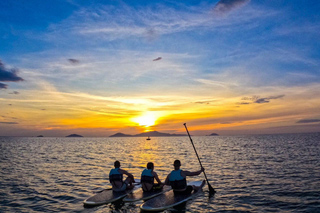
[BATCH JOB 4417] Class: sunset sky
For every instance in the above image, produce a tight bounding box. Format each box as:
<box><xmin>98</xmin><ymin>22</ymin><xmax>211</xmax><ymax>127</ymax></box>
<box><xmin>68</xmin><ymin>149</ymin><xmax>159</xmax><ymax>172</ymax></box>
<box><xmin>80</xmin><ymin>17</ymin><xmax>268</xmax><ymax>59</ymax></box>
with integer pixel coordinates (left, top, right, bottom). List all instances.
<box><xmin>1</xmin><ymin>0</ymin><xmax>320</xmax><ymax>137</ymax></box>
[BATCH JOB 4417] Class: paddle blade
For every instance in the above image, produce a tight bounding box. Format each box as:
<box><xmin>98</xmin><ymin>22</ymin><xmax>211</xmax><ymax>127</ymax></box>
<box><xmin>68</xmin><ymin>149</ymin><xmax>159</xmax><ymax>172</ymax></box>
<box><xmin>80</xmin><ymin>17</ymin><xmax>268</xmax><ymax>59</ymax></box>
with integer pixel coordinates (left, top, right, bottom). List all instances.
<box><xmin>208</xmin><ymin>183</ymin><xmax>216</xmax><ymax>196</ymax></box>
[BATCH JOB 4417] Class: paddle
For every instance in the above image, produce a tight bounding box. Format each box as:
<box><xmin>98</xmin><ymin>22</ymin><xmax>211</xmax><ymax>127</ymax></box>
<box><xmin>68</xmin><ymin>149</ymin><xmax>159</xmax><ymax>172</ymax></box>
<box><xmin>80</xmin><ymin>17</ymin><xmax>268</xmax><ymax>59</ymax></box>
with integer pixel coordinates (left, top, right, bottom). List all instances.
<box><xmin>183</xmin><ymin>123</ymin><xmax>216</xmax><ymax>196</ymax></box>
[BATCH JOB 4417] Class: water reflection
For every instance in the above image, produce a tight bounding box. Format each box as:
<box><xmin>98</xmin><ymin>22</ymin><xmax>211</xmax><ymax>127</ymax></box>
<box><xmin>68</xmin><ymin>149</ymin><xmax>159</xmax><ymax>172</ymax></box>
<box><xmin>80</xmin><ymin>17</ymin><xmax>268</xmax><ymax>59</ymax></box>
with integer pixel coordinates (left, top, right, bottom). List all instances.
<box><xmin>133</xmin><ymin>138</ymin><xmax>162</xmax><ymax>166</ymax></box>
<box><xmin>129</xmin><ymin>137</ymin><xmax>168</xmax><ymax>181</ymax></box>
<box><xmin>0</xmin><ymin>133</ymin><xmax>319</xmax><ymax>212</ymax></box>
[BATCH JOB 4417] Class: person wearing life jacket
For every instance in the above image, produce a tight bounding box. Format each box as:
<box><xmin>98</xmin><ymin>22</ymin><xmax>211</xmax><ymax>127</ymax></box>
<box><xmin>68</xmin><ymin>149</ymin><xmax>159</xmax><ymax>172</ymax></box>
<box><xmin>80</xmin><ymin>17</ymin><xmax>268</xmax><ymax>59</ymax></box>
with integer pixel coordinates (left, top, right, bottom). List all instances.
<box><xmin>141</xmin><ymin>162</ymin><xmax>163</xmax><ymax>192</ymax></box>
<box><xmin>164</xmin><ymin>160</ymin><xmax>205</xmax><ymax>194</ymax></box>
<box><xmin>109</xmin><ymin>160</ymin><xmax>135</xmax><ymax>192</ymax></box>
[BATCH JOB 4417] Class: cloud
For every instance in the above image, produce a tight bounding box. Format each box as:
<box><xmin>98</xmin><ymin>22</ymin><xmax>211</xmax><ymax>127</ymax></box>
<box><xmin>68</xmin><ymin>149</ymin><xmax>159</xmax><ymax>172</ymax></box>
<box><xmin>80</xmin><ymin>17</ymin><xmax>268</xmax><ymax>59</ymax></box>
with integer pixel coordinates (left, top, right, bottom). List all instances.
<box><xmin>254</xmin><ymin>95</ymin><xmax>285</xmax><ymax>104</ymax></box>
<box><xmin>153</xmin><ymin>57</ymin><xmax>162</xmax><ymax>61</ymax></box>
<box><xmin>196</xmin><ymin>78</ymin><xmax>238</xmax><ymax>89</ymax></box>
<box><xmin>241</xmin><ymin>95</ymin><xmax>285</xmax><ymax>104</ymax></box>
<box><xmin>0</xmin><ymin>59</ymin><xmax>24</xmax><ymax>89</ymax></box>
<box><xmin>194</xmin><ymin>98</ymin><xmax>218</xmax><ymax>105</ymax></box>
<box><xmin>297</xmin><ymin>119</ymin><xmax>320</xmax><ymax>123</ymax></box>
<box><xmin>0</xmin><ymin>82</ymin><xmax>7</xmax><ymax>89</ymax></box>
<box><xmin>275</xmin><ymin>22</ymin><xmax>320</xmax><ymax>37</ymax></box>
<box><xmin>45</xmin><ymin>1</ymin><xmax>266</xmax><ymax>43</ymax></box>
<box><xmin>195</xmin><ymin>101</ymin><xmax>211</xmax><ymax>104</ymax></box>
<box><xmin>2</xmin><ymin>116</ymin><xmax>18</xmax><ymax>119</ymax></box>
<box><xmin>0</xmin><ymin>122</ymin><xmax>18</xmax><ymax>125</ymax></box>
<box><xmin>254</xmin><ymin>98</ymin><xmax>270</xmax><ymax>104</ymax></box>
<box><xmin>9</xmin><ymin>91</ymin><xmax>19</xmax><ymax>95</ymax></box>
<box><xmin>212</xmin><ymin>0</ymin><xmax>251</xmax><ymax>16</ymax></box>
<box><xmin>68</xmin><ymin>58</ymin><xmax>80</xmax><ymax>64</ymax></box>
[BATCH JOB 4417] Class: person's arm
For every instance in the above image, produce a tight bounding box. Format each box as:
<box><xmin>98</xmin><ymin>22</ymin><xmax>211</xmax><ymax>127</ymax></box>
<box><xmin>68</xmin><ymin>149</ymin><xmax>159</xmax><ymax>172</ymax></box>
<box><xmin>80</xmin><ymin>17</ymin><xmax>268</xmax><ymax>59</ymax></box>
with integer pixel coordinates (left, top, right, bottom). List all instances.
<box><xmin>164</xmin><ymin>174</ymin><xmax>170</xmax><ymax>185</ymax></box>
<box><xmin>183</xmin><ymin>167</ymin><xmax>204</xmax><ymax>176</ymax></box>
<box><xmin>153</xmin><ymin>171</ymin><xmax>162</xmax><ymax>184</ymax></box>
<box><xmin>119</xmin><ymin>169</ymin><xmax>134</xmax><ymax>180</ymax></box>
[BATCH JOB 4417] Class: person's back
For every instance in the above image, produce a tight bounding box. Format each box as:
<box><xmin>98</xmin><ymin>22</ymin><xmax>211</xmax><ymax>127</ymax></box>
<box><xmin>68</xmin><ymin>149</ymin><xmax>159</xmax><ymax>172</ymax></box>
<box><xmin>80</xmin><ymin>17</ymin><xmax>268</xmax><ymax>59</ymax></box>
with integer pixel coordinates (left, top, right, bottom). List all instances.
<box><xmin>165</xmin><ymin>160</ymin><xmax>205</xmax><ymax>194</ymax></box>
<box><xmin>168</xmin><ymin>169</ymin><xmax>187</xmax><ymax>190</ymax></box>
<box><xmin>109</xmin><ymin>167</ymin><xmax>124</xmax><ymax>189</ymax></box>
<box><xmin>109</xmin><ymin>161</ymin><xmax>135</xmax><ymax>192</ymax></box>
<box><xmin>141</xmin><ymin>162</ymin><xmax>163</xmax><ymax>192</ymax></box>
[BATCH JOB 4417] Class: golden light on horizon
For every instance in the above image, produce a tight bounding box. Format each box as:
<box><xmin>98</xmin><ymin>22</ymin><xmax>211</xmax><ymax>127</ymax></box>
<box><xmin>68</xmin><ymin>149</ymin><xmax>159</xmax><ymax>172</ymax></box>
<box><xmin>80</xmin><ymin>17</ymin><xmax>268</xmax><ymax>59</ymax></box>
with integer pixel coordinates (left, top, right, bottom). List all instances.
<box><xmin>132</xmin><ymin>111</ymin><xmax>159</xmax><ymax>127</ymax></box>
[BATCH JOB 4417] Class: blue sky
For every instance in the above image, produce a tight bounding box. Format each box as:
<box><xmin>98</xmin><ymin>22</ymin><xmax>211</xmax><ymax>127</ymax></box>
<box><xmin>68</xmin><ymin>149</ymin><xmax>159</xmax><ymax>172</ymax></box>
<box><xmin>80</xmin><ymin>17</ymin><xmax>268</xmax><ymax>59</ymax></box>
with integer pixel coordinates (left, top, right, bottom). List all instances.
<box><xmin>0</xmin><ymin>0</ymin><xmax>320</xmax><ymax>136</ymax></box>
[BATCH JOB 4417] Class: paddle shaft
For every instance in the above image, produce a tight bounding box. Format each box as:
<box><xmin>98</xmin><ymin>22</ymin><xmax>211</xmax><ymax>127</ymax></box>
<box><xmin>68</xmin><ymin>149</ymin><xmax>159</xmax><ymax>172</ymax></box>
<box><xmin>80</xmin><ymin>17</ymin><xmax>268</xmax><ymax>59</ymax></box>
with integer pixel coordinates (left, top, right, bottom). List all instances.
<box><xmin>183</xmin><ymin>123</ymin><xmax>215</xmax><ymax>194</ymax></box>
<box><xmin>183</xmin><ymin>124</ymin><xmax>209</xmax><ymax>181</ymax></box>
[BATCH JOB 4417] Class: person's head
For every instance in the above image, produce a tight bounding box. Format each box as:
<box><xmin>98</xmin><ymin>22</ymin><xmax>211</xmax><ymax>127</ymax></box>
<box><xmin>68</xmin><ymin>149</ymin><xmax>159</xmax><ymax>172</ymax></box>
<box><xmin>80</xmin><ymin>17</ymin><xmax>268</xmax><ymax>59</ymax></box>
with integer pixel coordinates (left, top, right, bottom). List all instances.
<box><xmin>173</xmin><ymin>160</ymin><xmax>181</xmax><ymax>170</ymax></box>
<box><xmin>114</xmin><ymin>160</ymin><xmax>121</xmax><ymax>168</ymax></box>
<box><xmin>147</xmin><ymin>162</ymin><xmax>154</xmax><ymax>170</ymax></box>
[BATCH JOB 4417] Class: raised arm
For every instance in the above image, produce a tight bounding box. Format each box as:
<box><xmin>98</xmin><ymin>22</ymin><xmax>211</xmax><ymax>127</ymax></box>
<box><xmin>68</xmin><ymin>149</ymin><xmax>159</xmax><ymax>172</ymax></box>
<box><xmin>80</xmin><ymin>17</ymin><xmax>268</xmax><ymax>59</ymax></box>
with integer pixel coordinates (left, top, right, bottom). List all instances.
<box><xmin>183</xmin><ymin>167</ymin><xmax>204</xmax><ymax>176</ymax></box>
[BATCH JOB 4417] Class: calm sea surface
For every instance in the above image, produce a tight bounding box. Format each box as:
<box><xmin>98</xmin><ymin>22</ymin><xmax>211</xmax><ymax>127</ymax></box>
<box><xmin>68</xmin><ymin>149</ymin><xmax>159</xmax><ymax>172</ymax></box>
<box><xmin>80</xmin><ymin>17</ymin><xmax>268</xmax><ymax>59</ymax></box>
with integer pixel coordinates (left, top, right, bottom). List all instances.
<box><xmin>0</xmin><ymin>133</ymin><xmax>319</xmax><ymax>213</ymax></box>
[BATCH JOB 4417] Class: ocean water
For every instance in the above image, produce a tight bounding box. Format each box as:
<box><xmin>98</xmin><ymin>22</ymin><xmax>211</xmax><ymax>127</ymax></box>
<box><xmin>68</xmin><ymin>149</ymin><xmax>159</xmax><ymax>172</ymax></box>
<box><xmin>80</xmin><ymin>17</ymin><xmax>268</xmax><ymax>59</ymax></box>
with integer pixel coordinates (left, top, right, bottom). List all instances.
<box><xmin>0</xmin><ymin>133</ymin><xmax>319</xmax><ymax>213</ymax></box>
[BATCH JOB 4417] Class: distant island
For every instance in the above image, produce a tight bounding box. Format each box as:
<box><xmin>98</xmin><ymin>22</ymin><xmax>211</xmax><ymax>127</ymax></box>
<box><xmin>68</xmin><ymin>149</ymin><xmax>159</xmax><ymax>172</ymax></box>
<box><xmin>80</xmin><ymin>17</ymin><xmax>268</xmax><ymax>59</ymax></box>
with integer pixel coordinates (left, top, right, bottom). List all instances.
<box><xmin>37</xmin><ymin>135</ymin><xmax>44</xmax><ymax>137</ymax></box>
<box><xmin>208</xmin><ymin>133</ymin><xmax>219</xmax><ymax>136</ymax></box>
<box><xmin>110</xmin><ymin>133</ymin><xmax>133</xmax><ymax>137</ymax></box>
<box><xmin>66</xmin><ymin>134</ymin><xmax>83</xmax><ymax>137</ymax></box>
<box><xmin>109</xmin><ymin>131</ymin><xmax>186</xmax><ymax>137</ymax></box>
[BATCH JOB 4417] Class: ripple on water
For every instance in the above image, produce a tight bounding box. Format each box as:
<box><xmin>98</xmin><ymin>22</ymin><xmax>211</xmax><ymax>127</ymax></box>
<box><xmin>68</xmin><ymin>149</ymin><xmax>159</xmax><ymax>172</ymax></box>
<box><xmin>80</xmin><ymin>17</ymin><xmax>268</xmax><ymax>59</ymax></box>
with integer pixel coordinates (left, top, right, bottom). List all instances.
<box><xmin>0</xmin><ymin>134</ymin><xmax>319</xmax><ymax>212</ymax></box>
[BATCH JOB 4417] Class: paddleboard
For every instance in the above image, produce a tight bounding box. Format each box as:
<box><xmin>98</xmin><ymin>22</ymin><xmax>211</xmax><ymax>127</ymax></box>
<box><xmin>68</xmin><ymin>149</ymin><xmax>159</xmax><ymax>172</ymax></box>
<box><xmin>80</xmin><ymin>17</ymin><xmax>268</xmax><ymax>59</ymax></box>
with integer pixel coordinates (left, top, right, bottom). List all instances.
<box><xmin>140</xmin><ymin>180</ymin><xmax>204</xmax><ymax>211</ymax></box>
<box><xmin>83</xmin><ymin>185</ymin><xmax>140</xmax><ymax>206</ymax></box>
<box><xmin>123</xmin><ymin>185</ymin><xmax>172</xmax><ymax>202</ymax></box>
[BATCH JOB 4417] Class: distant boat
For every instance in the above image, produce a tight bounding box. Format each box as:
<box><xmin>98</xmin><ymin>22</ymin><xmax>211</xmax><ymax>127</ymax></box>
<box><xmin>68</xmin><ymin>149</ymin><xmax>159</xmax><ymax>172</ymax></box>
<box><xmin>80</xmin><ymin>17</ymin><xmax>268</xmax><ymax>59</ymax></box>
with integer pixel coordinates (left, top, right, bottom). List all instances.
<box><xmin>146</xmin><ymin>136</ymin><xmax>151</xmax><ymax>140</ymax></box>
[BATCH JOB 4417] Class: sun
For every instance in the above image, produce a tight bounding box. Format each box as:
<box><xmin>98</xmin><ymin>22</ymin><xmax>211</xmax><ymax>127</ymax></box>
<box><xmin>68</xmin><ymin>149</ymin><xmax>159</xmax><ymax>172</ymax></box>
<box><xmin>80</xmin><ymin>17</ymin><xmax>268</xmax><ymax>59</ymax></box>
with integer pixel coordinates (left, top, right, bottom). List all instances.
<box><xmin>132</xmin><ymin>112</ymin><xmax>159</xmax><ymax>127</ymax></box>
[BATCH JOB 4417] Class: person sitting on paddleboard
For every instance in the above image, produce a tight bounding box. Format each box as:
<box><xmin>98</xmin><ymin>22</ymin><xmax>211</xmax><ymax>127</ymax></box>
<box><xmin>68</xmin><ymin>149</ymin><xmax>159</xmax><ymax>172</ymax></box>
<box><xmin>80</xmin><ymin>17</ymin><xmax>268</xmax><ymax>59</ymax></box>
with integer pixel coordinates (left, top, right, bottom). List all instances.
<box><xmin>109</xmin><ymin>160</ymin><xmax>135</xmax><ymax>192</ymax></box>
<box><xmin>164</xmin><ymin>159</ymin><xmax>205</xmax><ymax>195</ymax></box>
<box><xmin>141</xmin><ymin>162</ymin><xmax>163</xmax><ymax>192</ymax></box>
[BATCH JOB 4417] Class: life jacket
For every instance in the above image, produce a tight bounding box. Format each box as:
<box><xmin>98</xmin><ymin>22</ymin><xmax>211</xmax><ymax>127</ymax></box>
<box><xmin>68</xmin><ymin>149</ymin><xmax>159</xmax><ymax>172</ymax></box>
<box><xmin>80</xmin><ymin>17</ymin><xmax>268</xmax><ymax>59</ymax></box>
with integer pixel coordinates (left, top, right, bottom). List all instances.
<box><xmin>109</xmin><ymin>168</ymin><xmax>123</xmax><ymax>183</ymax></box>
<box><xmin>141</xmin><ymin>169</ymin><xmax>155</xmax><ymax>184</ymax></box>
<box><xmin>169</xmin><ymin>169</ymin><xmax>187</xmax><ymax>190</ymax></box>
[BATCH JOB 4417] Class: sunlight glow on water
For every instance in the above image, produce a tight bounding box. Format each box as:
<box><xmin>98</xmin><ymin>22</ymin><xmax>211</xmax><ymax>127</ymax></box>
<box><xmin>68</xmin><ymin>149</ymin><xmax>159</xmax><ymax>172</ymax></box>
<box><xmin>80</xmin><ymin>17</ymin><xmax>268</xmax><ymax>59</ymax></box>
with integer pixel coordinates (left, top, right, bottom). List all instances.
<box><xmin>0</xmin><ymin>133</ymin><xmax>319</xmax><ymax>212</ymax></box>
